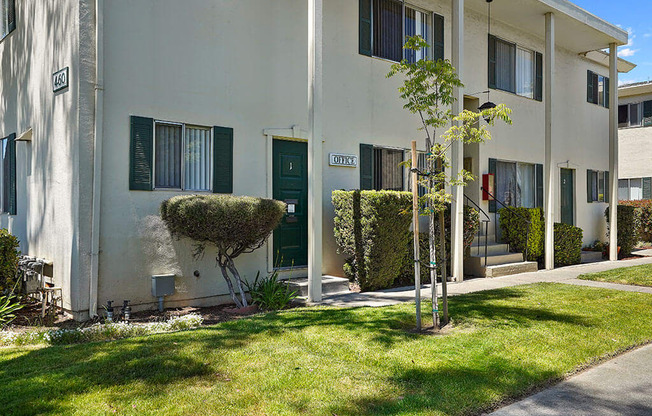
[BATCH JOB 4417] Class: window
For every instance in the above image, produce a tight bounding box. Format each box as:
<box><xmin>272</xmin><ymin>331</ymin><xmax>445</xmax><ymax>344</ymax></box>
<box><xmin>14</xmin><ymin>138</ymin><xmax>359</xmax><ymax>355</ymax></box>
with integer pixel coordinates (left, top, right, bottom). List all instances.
<box><xmin>587</xmin><ymin>70</ymin><xmax>609</xmax><ymax>108</ymax></box>
<box><xmin>587</xmin><ymin>169</ymin><xmax>609</xmax><ymax>203</ymax></box>
<box><xmin>373</xmin><ymin>147</ymin><xmax>404</xmax><ymax>191</ymax></box>
<box><xmin>359</xmin><ymin>0</ymin><xmax>444</xmax><ymax>62</ymax></box>
<box><xmin>619</xmin><ymin>101</ymin><xmax>652</xmax><ymax>128</ymax></box>
<box><xmin>488</xmin><ymin>35</ymin><xmax>542</xmax><ymax>101</ymax></box>
<box><xmin>495</xmin><ymin>161</ymin><xmax>537</xmax><ymax>208</ymax></box>
<box><xmin>0</xmin><ymin>134</ymin><xmax>16</xmax><ymax>214</ymax></box>
<box><xmin>1</xmin><ymin>0</ymin><xmax>15</xmax><ymax>40</ymax></box>
<box><xmin>618</xmin><ymin>177</ymin><xmax>652</xmax><ymax>201</ymax></box>
<box><xmin>154</xmin><ymin>122</ymin><xmax>212</xmax><ymax>191</ymax></box>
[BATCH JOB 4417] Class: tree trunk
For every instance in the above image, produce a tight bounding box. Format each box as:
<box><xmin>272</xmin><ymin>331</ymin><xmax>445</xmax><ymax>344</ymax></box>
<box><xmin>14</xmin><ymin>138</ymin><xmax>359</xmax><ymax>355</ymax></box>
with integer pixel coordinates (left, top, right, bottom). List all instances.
<box><xmin>439</xmin><ymin>210</ymin><xmax>449</xmax><ymax>326</ymax></box>
<box><xmin>426</xmin><ymin>140</ymin><xmax>440</xmax><ymax>330</ymax></box>
<box><xmin>218</xmin><ymin>261</ymin><xmax>244</xmax><ymax>309</ymax></box>
<box><xmin>226</xmin><ymin>259</ymin><xmax>249</xmax><ymax>308</ymax></box>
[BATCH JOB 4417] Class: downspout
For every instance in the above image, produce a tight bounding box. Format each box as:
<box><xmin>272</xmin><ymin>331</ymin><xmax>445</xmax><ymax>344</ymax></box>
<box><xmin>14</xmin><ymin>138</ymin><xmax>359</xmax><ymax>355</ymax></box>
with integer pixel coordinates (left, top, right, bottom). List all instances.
<box><xmin>89</xmin><ymin>0</ymin><xmax>104</xmax><ymax>318</ymax></box>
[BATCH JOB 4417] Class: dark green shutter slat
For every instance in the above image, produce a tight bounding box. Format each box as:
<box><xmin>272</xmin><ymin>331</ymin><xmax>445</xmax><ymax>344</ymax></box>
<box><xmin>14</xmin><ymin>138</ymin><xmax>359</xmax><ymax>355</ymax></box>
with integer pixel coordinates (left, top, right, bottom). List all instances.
<box><xmin>643</xmin><ymin>177</ymin><xmax>652</xmax><ymax>200</ymax></box>
<box><xmin>129</xmin><ymin>116</ymin><xmax>154</xmax><ymax>191</ymax></box>
<box><xmin>213</xmin><ymin>126</ymin><xmax>234</xmax><ymax>194</ymax></box>
<box><xmin>4</xmin><ymin>134</ymin><xmax>16</xmax><ymax>215</ymax></box>
<box><xmin>359</xmin><ymin>0</ymin><xmax>372</xmax><ymax>56</ymax></box>
<box><xmin>535</xmin><ymin>52</ymin><xmax>543</xmax><ymax>102</ymax></box>
<box><xmin>488</xmin><ymin>158</ymin><xmax>497</xmax><ymax>213</ymax></box>
<box><xmin>488</xmin><ymin>35</ymin><xmax>497</xmax><ymax>89</ymax></box>
<box><xmin>433</xmin><ymin>13</ymin><xmax>444</xmax><ymax>61</ymax></box>
<box><xmin>592</xmin><ymin>73</ymin><xmax>599</xmax><ymax>104</ymax></box>
<box><xmin>536</xmin><ymin>163</ymin><xmax>543</xmax><ymax>208</ymax></box>
<box><xmin>360</xmin><ymin>144</ymin><xmax>373</xmax><ymax>190</ymax></box>
<box><xmin>605</xmin><ymin>77</ymin><xmax>610</xmax><ymax>108</ymax></box>
<box><xmin>7</xmin><ymin>0</ymin><xmax>15</xmax><ymax>33</ymax></box>
<box><xmin>587</xmin><ymin>70</ymin><xmax>593</xmax><ymax>104</ymax></box>
<box><xmin>643</xmin><ymin>101</ymin><xmax>652</xmax><ymax>126</ymax></box>
<box><xmin>586</xmin><ymin>170</ymin><xmax>593</xmax><ymax>203</ymax></box>
<box><xmin>604</xmin><ymin>171</ymin><xmax>610</xmax><ymax>203</ymax></box>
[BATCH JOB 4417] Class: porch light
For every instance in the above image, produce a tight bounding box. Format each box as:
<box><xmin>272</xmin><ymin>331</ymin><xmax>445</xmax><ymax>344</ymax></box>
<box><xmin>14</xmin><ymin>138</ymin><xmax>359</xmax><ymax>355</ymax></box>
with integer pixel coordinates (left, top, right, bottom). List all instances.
<box><xmin>479</xmin><ymin>101</ymin><xmax>497</xmax><ymax>122</ymax></box>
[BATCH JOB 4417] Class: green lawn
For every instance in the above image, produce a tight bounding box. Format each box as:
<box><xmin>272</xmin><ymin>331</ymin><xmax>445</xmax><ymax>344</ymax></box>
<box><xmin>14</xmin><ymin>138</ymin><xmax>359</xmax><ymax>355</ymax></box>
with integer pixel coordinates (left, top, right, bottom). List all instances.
<box><xmin>3</xmin><ymin>283</ymin><xmax>652</xmax><ymax>416</ymax></box>
<box><xmin>578</xmin><ymin>264</ymin><xmax>652</xmax><ymax>287</ymax></box>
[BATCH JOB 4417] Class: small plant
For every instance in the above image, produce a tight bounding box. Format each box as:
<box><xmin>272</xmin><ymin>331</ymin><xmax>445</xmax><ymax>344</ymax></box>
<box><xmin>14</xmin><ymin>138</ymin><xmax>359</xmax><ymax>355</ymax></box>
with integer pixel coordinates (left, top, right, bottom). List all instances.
<box><xmin>0</xmin><ymin>289</ymin><xmax>23</xmax><ymax>329</ymax></box>
<box><xmin>0</xmin><ymin>229</ymin><xmax>20</xmax><ymax>293</ymax></box>
<box><xmin>245</xmin><ymin>270</ymin><xmax>297</xmax><ymax>311</ymax></box>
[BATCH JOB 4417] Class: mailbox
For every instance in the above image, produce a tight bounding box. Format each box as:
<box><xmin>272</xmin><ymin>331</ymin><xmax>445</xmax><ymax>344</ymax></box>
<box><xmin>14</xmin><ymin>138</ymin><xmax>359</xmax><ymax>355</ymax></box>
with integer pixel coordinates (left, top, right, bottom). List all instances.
<box><xmin>482</xmin><ymin>174</ymin><xmax>495</xmax><ymax>201</ymax></box>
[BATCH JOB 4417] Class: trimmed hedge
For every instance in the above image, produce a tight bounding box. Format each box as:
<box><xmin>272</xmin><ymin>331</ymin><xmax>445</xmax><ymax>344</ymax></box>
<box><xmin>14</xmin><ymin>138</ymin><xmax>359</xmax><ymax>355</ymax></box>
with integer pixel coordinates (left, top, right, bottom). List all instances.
<box><xmin>333</xmin><ymin>190</ymin><xmax>412</xmax><ymax>291</ymax></box>
<box><xmin>620</xmin><ymin>200</ymin><xmax>652</xmax><ymax>243</ymax></box>
<box><xmin>498</xmin><ymin>207</ymin><xmax>544</xmax><ymax>262</ymax></box>
<box><xmin>605</xmin><ymin>205</ymin><xmax>640</xmax><ymax>257</ymax></box>
<box><xmin>0</xmin><ymin>230</ymin><xmax>19</xmax><ymax>294</ymax></box>
<box><xmin>554</xmin><ymin>223</ymin><xmax>583</xmax><ymax>267</ymax></box>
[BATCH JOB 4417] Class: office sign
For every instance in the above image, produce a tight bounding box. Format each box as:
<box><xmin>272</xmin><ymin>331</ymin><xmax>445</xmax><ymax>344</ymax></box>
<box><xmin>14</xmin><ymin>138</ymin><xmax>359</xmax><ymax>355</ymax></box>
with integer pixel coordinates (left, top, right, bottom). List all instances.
<box><xmin>53</xmin><ymin>67</ymin><xmax>69</xmax><ymax>93</ymax></box>
<box><xmin>329</xmin><ymin>153</ymin><xmax>357</xmax><ymax>168</ymax></box>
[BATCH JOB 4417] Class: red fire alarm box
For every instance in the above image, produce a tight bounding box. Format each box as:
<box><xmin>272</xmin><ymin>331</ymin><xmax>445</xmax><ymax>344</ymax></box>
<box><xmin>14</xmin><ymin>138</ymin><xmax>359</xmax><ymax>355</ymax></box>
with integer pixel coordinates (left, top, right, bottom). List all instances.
<box><xmin>482</xmin><ymin>174</ymin><xmax>495</xmax><ymax>200</ymax></box>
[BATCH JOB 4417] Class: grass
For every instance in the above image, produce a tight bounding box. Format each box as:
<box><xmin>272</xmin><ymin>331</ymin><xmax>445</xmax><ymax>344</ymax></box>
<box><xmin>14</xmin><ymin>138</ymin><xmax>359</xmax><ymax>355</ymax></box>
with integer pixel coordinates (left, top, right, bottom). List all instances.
<box><xmin>578</xmin><ymin>264</ymin><xmax>652</xmax><ymax>287</ymax></box>
<box><xmin>2</xmin><ymin>283</ymin><xmax>652</xmax><ymax>415</ymax></box>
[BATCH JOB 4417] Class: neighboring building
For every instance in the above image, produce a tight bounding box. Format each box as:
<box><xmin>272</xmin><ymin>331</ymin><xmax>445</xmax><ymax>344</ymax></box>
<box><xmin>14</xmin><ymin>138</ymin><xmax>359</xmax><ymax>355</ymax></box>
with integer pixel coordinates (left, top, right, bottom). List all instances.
<box><xmin>618</xmin><ymin>81</ymin><xmax>652</xmax><ymax>201</ymax></box>
<box><xmin>0</xmin><ymin>0</ymin><xmax>630</xmax><ymax>319</ymax></box>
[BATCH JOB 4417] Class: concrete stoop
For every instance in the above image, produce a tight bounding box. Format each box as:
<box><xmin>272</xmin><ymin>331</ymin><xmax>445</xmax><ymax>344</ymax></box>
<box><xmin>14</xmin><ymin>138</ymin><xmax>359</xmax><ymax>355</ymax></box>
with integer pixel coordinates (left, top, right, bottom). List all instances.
<box><xmin>465</xmin><ymin>235</ymin><xmax>539</xmax><ymax>278</ymax></box>
<box><xmin>285</xmin><ymin>275</ymin><xmax>350</xmax><ymax>297</ymax></box>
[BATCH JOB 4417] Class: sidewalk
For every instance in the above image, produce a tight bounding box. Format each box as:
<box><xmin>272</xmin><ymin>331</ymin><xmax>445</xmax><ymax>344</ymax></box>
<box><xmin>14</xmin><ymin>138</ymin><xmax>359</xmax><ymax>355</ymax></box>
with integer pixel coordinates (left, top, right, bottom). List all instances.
<box><xmin>488</xmin><ymin>343</ymin><xmax>652</xmax><ymax>416</ymax></box>
<box><xmin>315</xmin><ymin>256</ymin><xmax>652</xmax><ymax>307</ymax></box>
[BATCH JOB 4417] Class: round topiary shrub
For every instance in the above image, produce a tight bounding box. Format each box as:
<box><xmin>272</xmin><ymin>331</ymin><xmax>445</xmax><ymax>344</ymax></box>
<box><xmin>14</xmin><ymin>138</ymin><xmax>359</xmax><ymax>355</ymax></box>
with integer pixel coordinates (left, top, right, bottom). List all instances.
<box><xmin>161</xmin><ymin>195</ymin><xmax>286</xmax><ymax>308</ymax></box>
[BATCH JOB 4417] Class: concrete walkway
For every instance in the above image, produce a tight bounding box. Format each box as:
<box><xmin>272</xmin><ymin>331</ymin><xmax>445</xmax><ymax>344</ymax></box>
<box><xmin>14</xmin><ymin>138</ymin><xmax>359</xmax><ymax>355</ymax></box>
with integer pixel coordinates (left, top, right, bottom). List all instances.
<box><xmin>316</xmin><ymin>256</ymin><xmax>652</xmax><ymax>307</ymax></box>
<box><xmin>488</xmin><ymin>343</ymin><xmax>652</xmax><ymax>416</ymax></box>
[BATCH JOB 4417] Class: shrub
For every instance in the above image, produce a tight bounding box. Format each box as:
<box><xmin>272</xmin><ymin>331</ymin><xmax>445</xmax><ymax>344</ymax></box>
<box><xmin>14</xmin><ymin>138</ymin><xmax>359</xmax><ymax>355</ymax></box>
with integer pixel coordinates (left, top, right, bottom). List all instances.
<box><xmin>0</xmin><ymin>292</ymin><xmax>22</xmax><ymax>329</ymax></box>
<box><xmin>245</xmin><ymin>270</ymin><xmax>297</xmax><ymax>311</ymax></box>
<box><xmin>554</xmin><ymin>223</ymin><xmax>583</xmax><ymax>267</ymax></box>
<box><xmin>333</xmin><ymin>190</ymin><xmax>412</xmax><ymax>291</ymax></box>
<box><xmin>605</xmin><ymin>205</ymin><xmax>640</xmax><ymax>256</ymax></box>
<box><xmin>161</xmin><ymin>195</ymin><xmax>286</xmax><ymax>308</ymax></box>
<box><xmin>498</xmin><ymin>207</ymin><xmax>544</xmax><ymax>261</ymax></box>
<box><xmin>0</xmin><ymin>229</ymin><xmax>19</xmax><ymax>294</ymax></box>
<box><xmin>620</xmin><ymin>200</ymin><xmax>652</xmax><ymax>243</ymax></box>
<box><xmin>397</xmin><ymin>205</ymin><xmax>480</xmax><ymax>286</ymax></box>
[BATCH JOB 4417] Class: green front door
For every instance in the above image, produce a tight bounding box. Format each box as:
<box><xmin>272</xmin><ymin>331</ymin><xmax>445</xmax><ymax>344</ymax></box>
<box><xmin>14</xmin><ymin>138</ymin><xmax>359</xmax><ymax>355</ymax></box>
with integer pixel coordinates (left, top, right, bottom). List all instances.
<box><xmin>273</xmin><ymin>139</ymin><xmax>308</xmax><ymax>268</ymax></box>
<box><xmin>561</xmin><ymin>168</ymin><xmax>574</xmax><ymax>225</ymax></box>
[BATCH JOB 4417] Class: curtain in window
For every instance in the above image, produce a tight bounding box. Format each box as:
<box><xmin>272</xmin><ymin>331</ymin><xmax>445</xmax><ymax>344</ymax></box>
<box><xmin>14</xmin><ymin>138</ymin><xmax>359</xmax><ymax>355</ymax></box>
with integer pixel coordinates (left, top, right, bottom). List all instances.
<box><xmin>630</xmin><ymin>103</ymin><xmax>641</xmax><ymax>126</ymax></box>
<box><xmin>618</xmin><ymin>179</ymin><xmax>629</xmax><ymax>201</ymax></box>
<box><xmin>590</xmin><ymin>171</ymin><xmax>598</xmax><ymax>202</ymax></box>
<box><xmin>495</xmin><ymin>39</ymin><xmax>515</xmax><ymax>93</ymax></box>
<box><xmin>373</xmin><ymin>0</ymin><xmax>403</xmax><ymax>62</ymax></box>
<box><xmin>184</xmin><ymin>127</ymin><xmax>212</xmax><ymax>191</ymax></box>
<box><xmin>598</xmin><ymin>171</ymin><xmax>605</xmax><ymax>202</ymax></box>
<box><xmin>598</xmin><ymin>76</ymin><xmax>605</xmax><ymax>107</ymax></box>
<box><xmin>155</xmin><ymin>124</ymin><xmax>182</xmax><ymax>189</ymax></box>
<box><xmin>496</xmin><ymin>161</ymin><xmax>517</xmax><ymax>206</ymax></box>
<box><xmin>516</xmin><ymin>48</ymin><xmax>534</xmax><ymax>99</ymax></box>
<box><xmin>516</xmin><ymin>163</ymin><xmax>535</xmax><ymax>208</ymax></box>
<box><xmin>630</xmin><ymin>178</ymin><xmax>643</xmax><ymax>200</ymax></box>
<box><xmin>405</xmin><ymin>7</ymin><xmax>431</xmax><ymax>63</ymax></box>
<box><xmin>374</xmin><ymin>148</ymin><xmax>403</xmax><ymax>191</ymax></box>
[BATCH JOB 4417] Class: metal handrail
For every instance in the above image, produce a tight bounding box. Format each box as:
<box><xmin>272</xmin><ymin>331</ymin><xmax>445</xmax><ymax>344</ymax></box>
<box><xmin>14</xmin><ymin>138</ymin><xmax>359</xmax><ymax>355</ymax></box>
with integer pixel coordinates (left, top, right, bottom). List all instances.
<box><xmin>481</xmin><ymin>187</ymin><xmax>531</xmax><ymax>262</ymax></box>
<box><xmin>464</xmin><ymin>194</ymin><xmax>490</xmax><ymax>267</ymax></box>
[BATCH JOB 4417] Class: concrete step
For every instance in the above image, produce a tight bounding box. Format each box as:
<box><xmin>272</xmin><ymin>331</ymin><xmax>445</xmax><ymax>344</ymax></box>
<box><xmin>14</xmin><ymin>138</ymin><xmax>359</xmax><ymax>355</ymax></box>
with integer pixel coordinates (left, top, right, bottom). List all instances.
<box><xmin>469</xmin><ymin>252</ymin><xmax>525</xmax><ymax>267</ymax></box>
<box><xmin>285</xmin><ymin>275</ymin><xmax>350</xmax><ymax>297</ymax></box>
<box><xmin>468</xmin><ymin>242</ymin><xmax>510</xmax><ymax>256</ymax></box>
<box><xmin>471</xmin><ymin>235</ymin><xmax>497</xmax><ymax>246</ymax></box>
<box><xmin>483</xmin><ymin>261</ymin><xmax>539</xmax><ymax>278</ymax></box>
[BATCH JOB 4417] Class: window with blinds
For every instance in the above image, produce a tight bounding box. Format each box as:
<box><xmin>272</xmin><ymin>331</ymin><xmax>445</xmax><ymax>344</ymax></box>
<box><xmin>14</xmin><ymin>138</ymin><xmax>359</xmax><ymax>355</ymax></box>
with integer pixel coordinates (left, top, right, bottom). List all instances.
<box><xmin>373</xmin><ymin>147</ymin><xmax>404</xmax><ymax>191</ymax></box>
<box><xmin>489</xmin><ymin>35</ymin><xmax>542</xmax><ymax>100</ymax></box>
<box><xmin>154</xmin><ymin>121</ymin><xmax>212</xmax><ymax>191</ymax></box>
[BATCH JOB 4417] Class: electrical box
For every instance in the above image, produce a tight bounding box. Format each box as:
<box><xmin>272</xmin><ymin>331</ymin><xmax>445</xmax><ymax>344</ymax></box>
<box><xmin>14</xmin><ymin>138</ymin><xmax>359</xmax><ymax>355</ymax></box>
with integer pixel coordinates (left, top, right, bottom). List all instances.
<box><xmin>152</xmin><ymin>274</ymin><xmax>175</xmax><ymax>298</ymax></box>
<box><xmin>482</xmin><ymin>173</ymin><xmax>495</xmax><ymax>201</ymax></box>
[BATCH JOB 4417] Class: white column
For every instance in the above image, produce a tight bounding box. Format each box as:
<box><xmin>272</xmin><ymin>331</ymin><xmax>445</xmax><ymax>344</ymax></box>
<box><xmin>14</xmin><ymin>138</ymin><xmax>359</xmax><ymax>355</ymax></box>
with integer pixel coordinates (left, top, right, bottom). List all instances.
<box><xmin>544</xmin><ymin>12</ymin><xmax>555</xmax><ymax>270</ymax></box>
<box><xmin>609</xmin><ymin>43</ymin><xmax>618</xmax><ymax>261</ymax></box>
<box><xmin>450</xmin><ymin>0</ymin><xmax>465</xmax><ymax>282</ymax></box>
<box><xmin>308</xmin><ymin>0</ymin><xmax>323</xmax><ymax>302</ymax></box>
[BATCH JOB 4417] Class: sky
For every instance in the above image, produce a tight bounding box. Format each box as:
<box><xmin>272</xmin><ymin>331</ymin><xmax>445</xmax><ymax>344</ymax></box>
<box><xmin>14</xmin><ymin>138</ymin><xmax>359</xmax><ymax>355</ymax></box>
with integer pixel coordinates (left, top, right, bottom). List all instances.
<box><xmin>572</xmin><ymin>0</ymin><xmax>652</xmax><ymax>85</ymax></box>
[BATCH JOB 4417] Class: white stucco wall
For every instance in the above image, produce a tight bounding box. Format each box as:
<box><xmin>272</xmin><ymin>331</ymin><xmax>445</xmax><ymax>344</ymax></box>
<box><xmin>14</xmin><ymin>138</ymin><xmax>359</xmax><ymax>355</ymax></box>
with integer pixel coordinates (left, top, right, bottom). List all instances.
<box><xmin>0</xmin><ymin>0</ymin><xmax>95</xmax><ymax>316</ymax></box>
<box><xmin>618</xmin><ymin>91</ymin><xmax>652</xmax><ymax>180</ymax></box>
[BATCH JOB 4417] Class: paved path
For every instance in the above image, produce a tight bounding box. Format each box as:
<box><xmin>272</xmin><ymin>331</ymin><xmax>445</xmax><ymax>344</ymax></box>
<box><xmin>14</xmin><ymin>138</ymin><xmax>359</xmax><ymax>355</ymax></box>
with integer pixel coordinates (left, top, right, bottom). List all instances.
<box><xmin>315</xmin><ymin>257</ymin><xmax>652</xmax><ymax>308</ymax></box>
<box><xmin>488</xmin><ymin>343</ymin><xmax>652</xmax><ymax>416</ymax></box>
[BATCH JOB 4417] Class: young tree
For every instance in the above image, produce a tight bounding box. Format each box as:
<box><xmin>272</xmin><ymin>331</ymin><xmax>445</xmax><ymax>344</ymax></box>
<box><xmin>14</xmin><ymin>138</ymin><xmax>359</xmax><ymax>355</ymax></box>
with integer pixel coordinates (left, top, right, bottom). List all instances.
<box><xmin>161</xmin><ymin>195</ymin><xmax>286</xmax><ymax>309</ymax></box>
<box><xmin>388</xmin><ymin>36</ymin><xmax>512</xmax><ymax>329</ymax></box>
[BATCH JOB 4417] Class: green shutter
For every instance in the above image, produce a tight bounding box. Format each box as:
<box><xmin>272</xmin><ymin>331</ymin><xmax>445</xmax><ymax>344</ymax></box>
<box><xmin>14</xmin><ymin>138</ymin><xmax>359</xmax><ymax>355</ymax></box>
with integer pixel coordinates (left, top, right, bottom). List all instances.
<box><xmin>129</xmin><ymin>116</ymin><xmax>154</xmax><ymax>191</ymax></box>
<box><xmin>536</xmin><ymin>163</ymin><xmax>543</xmax><ymax>208</ymax></box>
<box><xmin>4</xmin><ymin>134</ymin><xmax>16</xmax><ymax>215</ymax></box>
<box><xmin>7</xmin><ymin>0</ymin><xmax>15</xmax><ymax>33</ymax></box>
<box><xmin>488</xmin><ymin>35</ymin><xmax>497</xmax><ymax>89</ymax></box>
<box><xmin>359</xmin><ymin>0</ymin><xmax>372</xmax><ymax>56</ymax></box>
<box><xmin>360</xmin><ymin>144</ymin><xmax>374</xmax><ymax>190</ymax></box>
<box><xmin>604</xmin><ymin>171</ymin><xmax>610</xmax><ymax>203</ymax></box>
<box><xmin>605</xmin><ymin>77</ymin><xmax>610</xmax><ymax>109</ymax></box>
<box><xmin>433</xmin><ymin>13</ymin><xmax>444</xmax><ymax>61</ymax></box>
<box><xmin>643</xmin><ymin>177</ymin><xmax>652</xmax><ymax>200</ymax></box>
<box><xmin>586</xmin><ymin>169</ymin><xmax>593</xmax><ymax>203</ymax></box>
<box><xmin>488</xmin><ymin>158</ymin><xmax>497</xmax><ymax>213</ymax></box>
<box><xmin>213</xmin><ymin>126</ymin><xmax>234</xmax><ymax>194</ymax></box>
<box><xmin>643</xmin><ymin>101</ymin><xmax>652</xmax><ymax>126</ymax></box>
<box><xmin>535</xmin><ymin>52</ymin><xmax>543</xmax><ymax>102</ymax></box>
<box><xmin>587</xmin><ymin>70</ymin><xmax>593</xmax><ymax>104</ymax></box>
